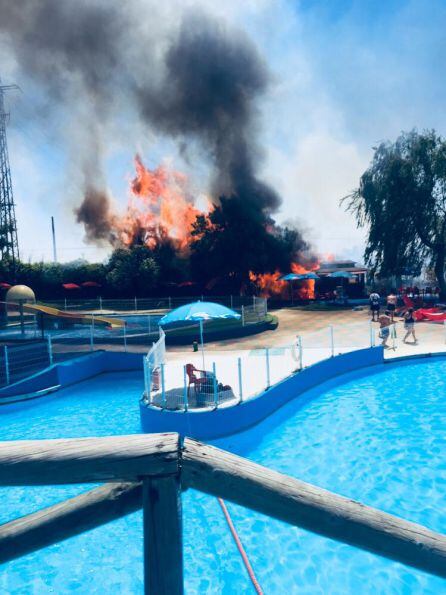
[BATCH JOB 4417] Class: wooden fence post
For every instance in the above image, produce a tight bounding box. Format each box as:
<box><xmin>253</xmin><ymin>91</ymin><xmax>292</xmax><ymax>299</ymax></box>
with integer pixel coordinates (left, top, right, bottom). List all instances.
<box><xmin>143</xmin><ymin>475</ymin><xmax>183</xmax><ymax>595</ymax></box>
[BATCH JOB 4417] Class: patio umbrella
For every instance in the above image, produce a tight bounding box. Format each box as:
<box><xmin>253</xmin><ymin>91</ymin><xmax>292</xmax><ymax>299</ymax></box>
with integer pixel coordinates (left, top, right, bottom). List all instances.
<box><xmin>81</xmin><ymin>281</ymin><xmax>102</xmax><ymax>288</ymax></box>
<box><xmin>177</xmin><ymin>281</ymin><xmax>195</xmax><ymax>287</ymax></box>
<box><xmin>281</xmin><ymin>272</ymin><xmax>319</xmax><ymax>281</ymax></box>
<box><xmin>159</xmin><ymin>301</ymin><xmax>241</xmax><ymax>368</ymax></box>
<box><xmin>280</xmin><ymin>272</ymin><xmax>319</xmax><ymax>303</ymax></box>
<box><xmin>62</xmin><ymin>283</ymin><xmax>81</xmax><ymax>290</ymax></box>
<box><xmin>327</xmin><ymin>271</ymin><xmax>354</xmax><ymax>278</ymax></box>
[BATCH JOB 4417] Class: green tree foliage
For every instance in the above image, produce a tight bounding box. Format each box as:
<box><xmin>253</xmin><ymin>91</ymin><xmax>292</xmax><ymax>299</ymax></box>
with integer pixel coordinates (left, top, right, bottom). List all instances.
<box><xmin>106</xmin><ymin>246</ymin><xmax>159</xmax><ymax>295</ymax></box>
<box><xmin>344</xmin><ymin>130</ymin><xmax>446</xmax><ymax>295</ymax></box>
<box><xmin>62</xmin><ymin>261</ymin><xmax>107</xmax><ymax>287</ymax></box>
<box><xmin>190</xmin><ymin>196</ymin><xmax>307</xmax><ymax>290</ymax></box>
<box><xmin>0</xmin><ymin>199</ymin><xmax>308</xmax><ymax>297</ymax></box>
<box><xmin>149</xmin><ymin>242</ymin><xmax>189</xmax><ymax>285</ymax></box>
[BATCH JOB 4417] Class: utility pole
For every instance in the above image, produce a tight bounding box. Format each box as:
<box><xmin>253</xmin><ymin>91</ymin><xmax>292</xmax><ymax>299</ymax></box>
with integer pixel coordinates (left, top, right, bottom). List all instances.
<box><xmin>0</xmin><ymin>82</ymin><xmax>20</xmax><ymax>270</ymax></box>
<box><xmin>51</xmin><ymin>216</ymin><xmax>57</xmax><ymax>262</ymax></box>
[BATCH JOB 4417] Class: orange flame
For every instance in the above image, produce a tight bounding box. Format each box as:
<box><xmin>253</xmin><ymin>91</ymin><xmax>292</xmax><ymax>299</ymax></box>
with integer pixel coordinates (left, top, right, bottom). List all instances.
<box><xmin>106</xmin><ymin>156</ymin><xmax>319</xmax><ymax>300</ymax></box>
<box><xmin>249</xmin><ymin>270</ymin><xmax>288</xmax><ymax>298</ymax></box>
<box><xmin>320</xmin><ymin>252</ymin><xmax>336</xmax><ymax>263</ymax></box>
<box><xmin>114</xmin><ymin>155</ymin><xmax>207</xmax><ymax>250</ymax></box>
<box><xmin>291</xmin><ymin>262</ymin><xmax>317</xmax><ymax>299</ymax></box>
<box><xmin>250</xmin><ymin>261</ymin><xmax>319</xmax><ymax>300</ymax></box>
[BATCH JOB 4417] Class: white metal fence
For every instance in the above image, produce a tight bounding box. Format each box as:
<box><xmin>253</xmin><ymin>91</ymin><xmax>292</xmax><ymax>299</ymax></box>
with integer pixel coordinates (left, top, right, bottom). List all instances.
<box><xmin>0</xmin><ymin>297</ymin><xmax>268</xmax><ymax>342</ymax></box>
<box><xmin>0</xmin><ymin>314</ymin><xmax>161</xmax><ymax>387</ymax></box>
<box><xmin>0</xmin><ymin>342</ymin><xmax>51</xmax><ymax>387</ymax></box>
<box><xmin>37</xmin><ymin>295</ymin><xmax>263</xmax><ymax>313</ymax></box>
<box><xmin>141</xmin><ymin>347</ymin><xmax>296</xmax><ymax>411</ymax></box>
<box><xmin>141</xmin><ymin>318</ymin><xmax>446</xmax><ymax>411</ymax></box>
<box><xmin>0</xmin><ymin>299</ymin><xmax>269</xmax><ymax>388</ymax></box>
<box><xmin>3</xmin><ymin>311</ymin><xmax>445</xmax><ymax>393</ymax></box>
<box><xmin>143</xmin><ymin>328</ymin><xmax>166</xmax><ymax>402</ymax></box>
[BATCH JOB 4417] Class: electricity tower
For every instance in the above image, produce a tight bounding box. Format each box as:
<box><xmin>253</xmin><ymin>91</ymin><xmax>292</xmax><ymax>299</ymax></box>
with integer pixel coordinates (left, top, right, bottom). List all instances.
<box><xmin>0</xmin><ymin>82</ymin><xmax>20</xmax><ymax>267</ymax></box>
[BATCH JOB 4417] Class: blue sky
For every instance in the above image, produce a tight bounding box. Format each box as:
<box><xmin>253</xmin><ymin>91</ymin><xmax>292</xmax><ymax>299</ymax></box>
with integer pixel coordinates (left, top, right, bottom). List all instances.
<box><xmin>3</xmin><ymin>0</ymin><xmax>446</xmax><ymax>263</ymax></box>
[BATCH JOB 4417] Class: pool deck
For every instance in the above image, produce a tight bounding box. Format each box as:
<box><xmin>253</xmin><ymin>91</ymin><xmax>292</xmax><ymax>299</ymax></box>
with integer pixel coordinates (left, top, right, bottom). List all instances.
<box><xmin>166</xmin><ymin>307</ymin><xmax>446</xmax><ymax>359</ymax></box>
<box><xmin>2</xmin><ymin>306</ymin><xmax>444</xmax><ymax>407</ymax></box>
<box><xmin>149</xmin><ymin>308</ymin><xmax>446</xmax><ymax>409</ymax></box>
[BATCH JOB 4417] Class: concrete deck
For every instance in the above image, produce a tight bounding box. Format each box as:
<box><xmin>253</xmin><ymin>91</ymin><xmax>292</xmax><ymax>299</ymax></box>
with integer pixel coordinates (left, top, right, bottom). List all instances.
<box><xmin>156</xmin><ymin>308</ymin><xmax>446</xmax><ymax>408</ymax></box>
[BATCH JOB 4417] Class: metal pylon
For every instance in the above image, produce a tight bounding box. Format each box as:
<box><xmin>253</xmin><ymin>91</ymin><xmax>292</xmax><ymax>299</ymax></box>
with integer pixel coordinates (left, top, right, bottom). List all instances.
<box><xmin>0</xmin><ymin>83</ymin><xmax>19</xmax><ymax>267</ymax></box>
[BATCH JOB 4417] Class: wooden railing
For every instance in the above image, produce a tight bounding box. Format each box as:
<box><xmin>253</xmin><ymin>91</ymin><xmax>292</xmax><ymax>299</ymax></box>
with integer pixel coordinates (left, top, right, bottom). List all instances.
<box><xmin>0</xmin><ymin>433</ymin><xmax>445</xmax><ymax>593</ymax></box>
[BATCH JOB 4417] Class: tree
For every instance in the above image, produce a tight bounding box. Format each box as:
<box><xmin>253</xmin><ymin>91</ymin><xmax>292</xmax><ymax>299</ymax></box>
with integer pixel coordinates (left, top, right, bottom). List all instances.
<box><xmin>190</xmin><ymin>196</ymin><xmax>307</xmax><ymax>290</ymax></box>
<box><xmin>344</xmin><ymin>130</ymin><xmax>446</xmax><ymax>296</ymax></box>
<box><xmin>106</xmin><ymin>247</ymin><xmax>159</xmax><ymax>295</ymax></box>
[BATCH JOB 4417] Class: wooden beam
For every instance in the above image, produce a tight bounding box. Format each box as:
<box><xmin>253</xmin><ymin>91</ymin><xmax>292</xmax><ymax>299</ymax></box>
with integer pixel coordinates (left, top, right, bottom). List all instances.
<box><xmin>0</xmin><ymin>433</ymin><xmax>180</xmax><ymax>485</ymax></box>
<box><xmin>182</xmin><ymin>438</ymin><xmax>446</xmax><ymax>579</ymax></box>
<box><xmin>143</xmin><ymin>475</ymin><xmax>184</xmax><ymax>595</ymax></box>
<box><xmin>0</xmin><ymin>482</ymin><xmax>142</xmax><ymax>564</ymax></box>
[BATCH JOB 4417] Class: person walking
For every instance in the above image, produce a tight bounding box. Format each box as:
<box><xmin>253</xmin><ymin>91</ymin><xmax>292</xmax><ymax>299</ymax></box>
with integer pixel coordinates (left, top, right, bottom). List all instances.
<box><xmin>378</xmin><ymin>310</ymin><xmax>394</xmax><ymax>348</ymax></box>
<box><xmin>386</xmin><ymin>290</ymin><xmax>398</xmax><ymax>322</ymax></box>
<box><xmin>403</xmin><ymin>308</ymin><xmax>417</xmax><ymax>344</ymax></box>
<box><xmin>369</xmin><ymin>291</ymin><xmax>381</xmax><ymax>321</ymax></box>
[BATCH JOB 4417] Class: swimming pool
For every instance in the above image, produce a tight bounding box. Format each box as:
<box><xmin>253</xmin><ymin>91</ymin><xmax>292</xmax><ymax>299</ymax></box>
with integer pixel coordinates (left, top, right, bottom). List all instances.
<box><xmin>1</xmin><ymin>359</ymin><xmax>445</xmax><ymax>592</ymax></box>
<box><xmin>0</xmin><ymin>314</ymin><xmax>163</xmax><ymax>342</ymax></box>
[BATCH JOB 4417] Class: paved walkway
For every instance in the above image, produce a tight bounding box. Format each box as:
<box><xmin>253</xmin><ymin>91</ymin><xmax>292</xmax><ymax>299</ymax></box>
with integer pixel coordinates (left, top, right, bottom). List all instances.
<box><xmin>152</xmin><ymin>307</ymin><xmax>446</xmax><ymax>410</ymax></box>
<box><xmin>167</xmin><ymin>306</ymin><xmax>446</xmax><ymax>357</ymax></box>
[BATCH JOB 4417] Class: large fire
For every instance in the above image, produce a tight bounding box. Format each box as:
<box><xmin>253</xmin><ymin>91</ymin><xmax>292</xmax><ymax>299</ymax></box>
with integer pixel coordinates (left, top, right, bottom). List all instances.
<box><xmin>249</xmin><ymin>262</ymin><xmax>319</xmax><ymax>300</ymax></box>
<box><xmin>104</xmin><ymin>155</ymin><xmax>317</xmax><ymax>298</ymax></box>
<box><xmin>114</xmin><ymin>155</ymin><xmax>206</xmax><ymax>249</ymax></box>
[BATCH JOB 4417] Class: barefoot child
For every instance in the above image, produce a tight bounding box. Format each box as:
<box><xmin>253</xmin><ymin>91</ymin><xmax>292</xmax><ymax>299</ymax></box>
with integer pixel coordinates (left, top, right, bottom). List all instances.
<box><xmin>403</xmin><ymin>308</ymin><xmax>417</xmax><ymax>344</ymax></box>
<box><xmin>378</xmin><ymin>310</ymin><xmax>393</xmax><ymax>348</ymax></box>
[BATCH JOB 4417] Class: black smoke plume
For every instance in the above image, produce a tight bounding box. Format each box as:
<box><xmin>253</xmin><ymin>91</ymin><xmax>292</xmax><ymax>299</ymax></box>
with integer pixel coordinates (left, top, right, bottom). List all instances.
<box><xmin>0</xmin><ymin>0</ymin><xmax>281</xmax><ymax>243</ymax></box>
<box><xmin>74</xmin><ymin>187</ymin><xmax>117</xmax><ymax>246</ymax></box>
<box><xmin>136</xmin><ymin>11</ymin><xmax>280</xmax><ymax>212</ymax></box>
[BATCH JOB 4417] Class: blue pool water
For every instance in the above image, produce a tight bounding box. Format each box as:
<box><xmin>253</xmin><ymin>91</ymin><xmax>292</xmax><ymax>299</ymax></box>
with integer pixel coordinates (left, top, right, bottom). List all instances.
<box><xmin>1</xmin><ymin>360</ymin><xmax>446</xmax><ymax>593</ymax></box>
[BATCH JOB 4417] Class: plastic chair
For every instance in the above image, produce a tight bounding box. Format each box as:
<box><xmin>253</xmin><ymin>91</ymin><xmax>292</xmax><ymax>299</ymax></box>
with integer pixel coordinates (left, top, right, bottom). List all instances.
<box><xmin>185</xmin><ymin>363</ymin><xmax>211</xmax><ymax>398</ymax></box>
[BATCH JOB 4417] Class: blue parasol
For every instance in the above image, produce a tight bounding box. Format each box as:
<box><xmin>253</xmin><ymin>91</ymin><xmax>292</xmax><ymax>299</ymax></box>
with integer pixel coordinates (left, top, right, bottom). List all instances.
<box><xmin>159</xmin><ymin>301</ymin><xmax>241</xmax><ymax>367</ymax></box>
<box><xmin>281</xmin><ymin>272</ymin><xmax>319</xmax><ymax>281</ymax></box>
<box><xmin>327</xmin><ymin>271</ymin><xmax>354</xmax><ymax>278</ymax></box>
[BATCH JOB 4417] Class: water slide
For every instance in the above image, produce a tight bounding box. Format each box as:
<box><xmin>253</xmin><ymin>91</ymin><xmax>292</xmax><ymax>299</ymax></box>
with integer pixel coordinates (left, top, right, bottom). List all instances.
<box><xmin>22</xmin><ymin>303</ymin><xmax>125</xmax><ymax>328</ymax></box>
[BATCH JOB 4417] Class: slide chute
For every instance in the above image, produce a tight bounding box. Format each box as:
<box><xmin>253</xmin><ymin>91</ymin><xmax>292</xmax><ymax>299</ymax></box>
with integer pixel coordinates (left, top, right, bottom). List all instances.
<box><xmin>22</xmin><ymin>303</ymin><xmax>124</xmax><ymax>328</ymax></box>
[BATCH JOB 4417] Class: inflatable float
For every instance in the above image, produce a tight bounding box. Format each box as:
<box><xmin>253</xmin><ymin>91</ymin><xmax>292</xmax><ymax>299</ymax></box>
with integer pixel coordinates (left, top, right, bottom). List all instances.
<box><xmin>414</xmin><ymin>307</ymin><xmax>446</xmax><ymax>322</ymax></box>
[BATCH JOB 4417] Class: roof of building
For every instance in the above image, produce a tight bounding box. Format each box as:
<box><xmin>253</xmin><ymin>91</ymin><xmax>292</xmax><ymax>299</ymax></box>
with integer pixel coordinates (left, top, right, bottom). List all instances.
<box><xmin>318</xmin><ymin>261</ymin><xmax>368</xmax><ymax>275</ymax></box>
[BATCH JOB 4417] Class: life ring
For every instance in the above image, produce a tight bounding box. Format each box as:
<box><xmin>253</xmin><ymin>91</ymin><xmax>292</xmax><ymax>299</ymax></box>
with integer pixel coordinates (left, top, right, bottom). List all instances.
<box><xmin>291</xmin><ymin>339</ymin><xmax>301</xmax><ymax>362</ymax></box>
